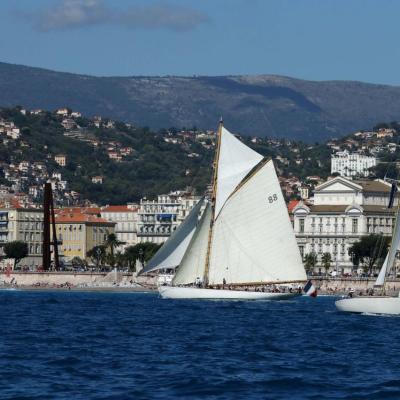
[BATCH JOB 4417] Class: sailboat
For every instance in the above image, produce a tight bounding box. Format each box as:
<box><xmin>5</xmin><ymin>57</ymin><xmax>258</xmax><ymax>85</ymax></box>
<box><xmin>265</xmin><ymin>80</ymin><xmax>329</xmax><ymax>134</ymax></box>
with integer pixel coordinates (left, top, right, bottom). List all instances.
<box><xmin>335</xmin><ymin>185</ymin><xmax>400</xmax><ymax>315</ymax></box>
<box><xmin>147</xmin><ymin>121</ymin><xmax>308</xmax><ymax>300</ymax></box>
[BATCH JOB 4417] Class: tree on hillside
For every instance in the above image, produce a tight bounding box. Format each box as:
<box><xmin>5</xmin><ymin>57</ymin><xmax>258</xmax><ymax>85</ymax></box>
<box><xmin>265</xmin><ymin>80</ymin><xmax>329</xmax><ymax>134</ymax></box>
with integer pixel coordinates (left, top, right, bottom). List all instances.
<box><xmin>373</xmin><ymin>122</ymin><xmax>389</xmax><ymax>131</ymax></box>
<box><xmin>3</xmin><ymin>241</ymin><xmax>28</xmax><ymax>269</ymax></box>
<box><xmin>349</xmin><ymin>234</ymin><xmax>390</xmax><ymax>275</ymax></box>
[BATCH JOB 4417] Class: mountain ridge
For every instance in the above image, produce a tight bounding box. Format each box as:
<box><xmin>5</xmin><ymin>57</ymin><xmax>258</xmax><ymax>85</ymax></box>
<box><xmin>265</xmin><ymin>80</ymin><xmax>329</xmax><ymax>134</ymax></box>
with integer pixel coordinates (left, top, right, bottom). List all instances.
<box><xmin>1</xmin><ymin>61</ymin><xmax>400</xmax><ymax>141</ymax></box>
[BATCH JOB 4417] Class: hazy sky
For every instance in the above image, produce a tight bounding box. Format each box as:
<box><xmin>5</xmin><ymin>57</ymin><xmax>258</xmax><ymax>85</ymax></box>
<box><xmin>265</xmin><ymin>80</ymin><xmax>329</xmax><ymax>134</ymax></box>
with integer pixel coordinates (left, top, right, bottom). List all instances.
<box><xmin>1</xmin><ymin>0</ymin><xmax>399</xmax><ymax>84</ymax></box>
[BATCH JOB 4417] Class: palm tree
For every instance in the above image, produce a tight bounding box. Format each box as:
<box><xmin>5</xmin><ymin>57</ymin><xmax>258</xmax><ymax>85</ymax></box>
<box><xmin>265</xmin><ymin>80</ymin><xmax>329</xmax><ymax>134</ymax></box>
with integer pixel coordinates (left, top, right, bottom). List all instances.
<box><xmin>304</xmin><ymin>252</ymin><xmax>317</xmax><ymax>274</ymax></box>
<box><xmin>321</xmin><ymin>252</ymin><xmax>332</xmax><ymax>276</ymax></box>
<box><xmin>104</xmin><ymin>233</ymin><xmax>125</xmax><ymax>257</ymax></box>
<box><xmin>87</xmin><ymin>245</ymin><xmax>106</xmax><ymax>270</ymax></box>
<box><xmin>103</xmin><ymin>233</ymin><xmax>125</xmax><ymax>269</ymax></box>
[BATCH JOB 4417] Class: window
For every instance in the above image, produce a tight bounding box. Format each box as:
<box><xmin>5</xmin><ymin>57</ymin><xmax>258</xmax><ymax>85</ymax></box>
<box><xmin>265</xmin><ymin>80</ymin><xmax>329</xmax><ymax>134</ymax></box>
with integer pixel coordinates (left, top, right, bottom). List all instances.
<box><xmin>352</xmin><ymin>219</ymin><xmax>358</xmax><ymax>233</ymax></box>
<box><xmin>299</xmin><ymin>246</ymin><xmax>304</xmax><ymax>259</ymax></box>
<box><xmin>299</xmin><ymin>219</ymin><xmax>305</xmax><ymax>233</ymax></box>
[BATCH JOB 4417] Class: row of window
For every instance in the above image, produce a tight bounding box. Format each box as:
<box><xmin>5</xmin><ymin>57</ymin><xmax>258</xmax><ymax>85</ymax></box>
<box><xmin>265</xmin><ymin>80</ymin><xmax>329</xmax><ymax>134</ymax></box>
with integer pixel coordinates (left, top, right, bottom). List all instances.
<box><xmin>298</xmin><ymin>218</ymin><xmax>359</xmax><ymax>234</ymax></box>
<box><xmin>139</xmin><ymin>227</ymin><xmax>175</xmax><ymax>234</ymax></box>
<box><xmin>23</xmin><ymin>232</ymin><xmax>42</xmax><ymax>242</ymax></box>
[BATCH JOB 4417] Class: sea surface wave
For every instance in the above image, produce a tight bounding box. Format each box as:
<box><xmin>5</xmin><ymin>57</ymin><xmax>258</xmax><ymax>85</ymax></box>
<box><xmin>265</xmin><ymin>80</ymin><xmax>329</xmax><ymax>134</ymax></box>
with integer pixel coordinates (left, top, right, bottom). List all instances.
<box><xmin>1</xmin><ymin>291</ymin><xmax>400</xmax><ymax>399</ymax></box>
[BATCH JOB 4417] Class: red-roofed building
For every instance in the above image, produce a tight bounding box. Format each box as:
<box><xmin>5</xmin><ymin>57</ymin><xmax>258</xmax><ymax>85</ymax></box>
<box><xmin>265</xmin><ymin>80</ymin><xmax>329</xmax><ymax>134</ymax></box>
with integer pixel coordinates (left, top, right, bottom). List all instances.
<box><xmin>55</xmin><ymin>207</ymin><xmax>101</xmax><ymax>216</ymax></box>
<box><xmin>287</xmin><ymin>200</ymin><xmax>300</xmax><ymax>224</ymax></box>
<box><xmin>54</xmin><ymin>210</ymin><xmax>115</xmax><ymax>263</ymax></box>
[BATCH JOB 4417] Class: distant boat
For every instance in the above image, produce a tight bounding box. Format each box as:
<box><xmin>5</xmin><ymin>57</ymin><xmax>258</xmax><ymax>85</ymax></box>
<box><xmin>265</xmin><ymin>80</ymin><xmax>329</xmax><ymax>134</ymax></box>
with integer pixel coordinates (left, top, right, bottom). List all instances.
<box><xmin>336</xmin><ymin>183</ymin><xmax>400</xmax><ymax>315</ymax></box>
<box><xmin>147</xmin><ymin>121</ymin><xmax>308</xmax><ymax>300</ymax></box>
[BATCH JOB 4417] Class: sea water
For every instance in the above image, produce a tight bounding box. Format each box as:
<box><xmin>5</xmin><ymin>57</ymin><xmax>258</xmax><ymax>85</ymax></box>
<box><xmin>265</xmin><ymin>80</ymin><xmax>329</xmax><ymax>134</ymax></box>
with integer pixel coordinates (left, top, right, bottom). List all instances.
<box><xmin>1</xmin><ymin>291</ymin><xmax>400</xmax><ymax>400</ymax></box>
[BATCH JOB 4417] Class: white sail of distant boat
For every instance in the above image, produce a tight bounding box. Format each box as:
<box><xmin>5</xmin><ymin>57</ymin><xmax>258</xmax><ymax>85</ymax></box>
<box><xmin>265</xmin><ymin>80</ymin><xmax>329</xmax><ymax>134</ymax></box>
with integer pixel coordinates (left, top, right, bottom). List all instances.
<box><xmin>156</xmin><ymin>121</ymin><xmax>307</xmax><ymax>300</ymax></box>
<box><xmin>336</xmin><ymin>188</ymin><xmax>400</xmax><ymax>314</ymax></box>
<box><xmin>375</xmin><ymin>207</ymin><xmax>400</xmax><ymax>287</ymax></box>
<box><xmin>140</xmin><ymin>198</ymin><xmax>204</xmax><ymax>274</ymax></box>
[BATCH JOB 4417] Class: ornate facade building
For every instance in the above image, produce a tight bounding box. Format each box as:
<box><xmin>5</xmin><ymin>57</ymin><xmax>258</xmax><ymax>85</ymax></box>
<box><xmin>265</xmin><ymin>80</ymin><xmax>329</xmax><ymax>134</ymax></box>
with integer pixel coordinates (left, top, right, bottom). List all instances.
<box><xmin>293</xmin><ymin>177</ymin><xmax>396</xmax><ymax>273</ymax></box>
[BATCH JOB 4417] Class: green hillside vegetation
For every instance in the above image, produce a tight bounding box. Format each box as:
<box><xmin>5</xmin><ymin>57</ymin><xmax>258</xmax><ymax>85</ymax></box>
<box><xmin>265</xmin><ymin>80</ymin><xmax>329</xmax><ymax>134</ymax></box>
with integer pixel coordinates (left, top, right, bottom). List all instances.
<box><xmin>0</xmin><ymin>107</ymin><xmax>213</xmax><ymax>204</ymax></box>
<box><xmin>2</xmin><ymin>105</ymin><xmax>399</xmax><ymax>205</ymax></box>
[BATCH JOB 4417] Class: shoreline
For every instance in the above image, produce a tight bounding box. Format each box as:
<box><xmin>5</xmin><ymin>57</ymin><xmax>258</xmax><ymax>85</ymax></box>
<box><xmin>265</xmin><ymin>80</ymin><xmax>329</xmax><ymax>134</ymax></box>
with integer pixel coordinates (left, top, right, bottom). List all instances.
<box><xmin>0</xmin><ymin>285</ymin><xmax>157</xmax><ymax>293</ymax></box>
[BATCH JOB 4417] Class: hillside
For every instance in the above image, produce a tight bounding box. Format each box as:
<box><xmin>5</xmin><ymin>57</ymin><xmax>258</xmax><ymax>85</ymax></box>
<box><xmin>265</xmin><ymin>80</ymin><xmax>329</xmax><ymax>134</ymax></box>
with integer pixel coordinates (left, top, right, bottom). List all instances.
<box><xmin>0</xmin><ymin>107</ymin><xmax>214</xmax><ymax>204</ymax></box>
<box><xmin>2</xmin><ymin>105</ymin><xmax>400</xmax><ymax>205</ymax></box>
<box><xmin>1</xmin><ymin>62</ymin><xmax>400</xmax><ymax>142</ymax></box>
<box><xmin>0</xmin><ymin>106</ymin><xmax>342</xmax><ymax>205</ymax></box>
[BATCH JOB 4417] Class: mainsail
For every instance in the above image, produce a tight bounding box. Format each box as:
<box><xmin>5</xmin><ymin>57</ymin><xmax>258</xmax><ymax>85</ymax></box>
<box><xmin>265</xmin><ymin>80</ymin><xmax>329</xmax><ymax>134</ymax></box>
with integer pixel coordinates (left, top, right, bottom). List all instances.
<box><xmin>208</xmin><ymin>159</ymin><xmax>306</xmax><ymax>285</ymax></box>
<box><xmin>172</xmin><ymin>202</ymin><xmax>212</xmax><ymax>285</ymax></box>
<box><xmin>140</xmin><ymin>198</ymin><xmax>204</xmax><ymax>274</ymax></box>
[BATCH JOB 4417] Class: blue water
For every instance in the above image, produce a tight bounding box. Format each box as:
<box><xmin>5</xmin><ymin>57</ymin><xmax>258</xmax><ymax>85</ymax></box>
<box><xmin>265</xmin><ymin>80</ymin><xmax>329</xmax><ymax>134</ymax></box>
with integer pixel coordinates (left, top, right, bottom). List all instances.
<box><xmin>1</xmin><ymin>292</ymin><xmax>400</xmax><ymax>400</ymax></box>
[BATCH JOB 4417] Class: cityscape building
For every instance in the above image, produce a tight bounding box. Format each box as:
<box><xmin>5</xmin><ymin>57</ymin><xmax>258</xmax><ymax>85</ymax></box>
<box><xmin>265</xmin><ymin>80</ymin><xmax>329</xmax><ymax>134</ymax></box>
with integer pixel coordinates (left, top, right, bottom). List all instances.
<box><xmin>331</xmin><ymin>150</ymin><xmax>376</xmax><ymax>178</ymax></box>
<box><xmin>100</xmin><ymin>204</ymin><xmax>138</xmax><ymax>250</ymax></box>
<box><xmin>292</xmin><ymin>177</ymin><xmax>396</xmax><ymax>273</ymax></box>
<box><xmin>54</xmin><ymin>211</ymin><xmax>115</xmax><ymax>263</ymax></box>
<box><xmin>137</xmin><ymin>191</ymin><xmax>201</xmax><ymax>244</ymax></box>
<box><xmin>0</xmin><ymin>200</ymin><xmax>43</xmax><ymax>269</ymax></box>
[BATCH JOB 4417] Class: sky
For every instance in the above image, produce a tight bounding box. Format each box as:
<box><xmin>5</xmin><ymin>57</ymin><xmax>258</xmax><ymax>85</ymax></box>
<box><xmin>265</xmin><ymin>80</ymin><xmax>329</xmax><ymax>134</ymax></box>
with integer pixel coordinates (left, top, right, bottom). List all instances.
<box><xmin>0</xmin><ymin>0</ymin><xmax>399</xmax><ymax>85</ymax></box>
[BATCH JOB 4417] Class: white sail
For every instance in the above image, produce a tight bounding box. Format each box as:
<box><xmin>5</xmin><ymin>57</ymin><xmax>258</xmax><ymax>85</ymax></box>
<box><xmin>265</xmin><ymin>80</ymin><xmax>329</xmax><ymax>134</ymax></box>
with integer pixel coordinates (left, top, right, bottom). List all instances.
<box><xmin>140</xmin><ymin>198</ymin><xmax>204</xmax><ymax>274</ymax></box>
<box><xmin>215</xmin><ymin>127</ymin><xmax>263</xmax><ymax>218</ymax></box>
<box><xmin>208</xmin><ymin>160</ymin><xmax>306</xmax><ymax>285</ymax></box>
<box><xmin>375</xmin><ymin>209</ymin><xmax>400</xmax><ymax>286</ymax></box>
<box><xmin>173</xmin><ymin>203</ymin><xmax>212</xmax><ymax>285</ymax></box>
<box><xmin>375</xmin><ymin>255</ymin><xmax>388</xmax><ymax>286</ymax></box>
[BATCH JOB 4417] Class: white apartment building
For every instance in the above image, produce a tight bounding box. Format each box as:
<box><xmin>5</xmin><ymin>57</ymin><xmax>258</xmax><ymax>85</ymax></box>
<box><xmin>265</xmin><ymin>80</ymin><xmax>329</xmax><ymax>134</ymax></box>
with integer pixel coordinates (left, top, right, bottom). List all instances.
<box><xmin>331</xmin><ymin>150</ymin><xmax>376</xmax><ymax>178</ymax></box>
<box><xmin>0</xmin><ymin>202</ymin><xmax>43</xmax><ymax>269</ymax></box>
<box><xmin>137</xmin><ymin>191</ymin><xmax>200</xmax><ymax>244</ymax></box>
<box><xmin>292</xmin><ymin>177</ymin><xmax>396</xmax><ymax>273</ymax></box>
<box><xmin>100</xmin><ymin>204</ymin><xmax>138</xmax><ymax>250</ymax></box>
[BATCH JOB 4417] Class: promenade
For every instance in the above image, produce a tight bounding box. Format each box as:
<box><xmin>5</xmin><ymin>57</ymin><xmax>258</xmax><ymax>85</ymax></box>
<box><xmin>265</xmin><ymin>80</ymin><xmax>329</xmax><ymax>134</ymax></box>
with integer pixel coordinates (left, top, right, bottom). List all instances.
<box><xmin>312</xmin><ymin>276</ymin><xmax>400</xmax><ymax>296</ymax></box>
<box><xmin>0</xmin><ymin>270</ymin><xmax>156</xmax><ymax>291</ymax></box>
<box><xmin>1</xmin><ymin>271</ymin><xmax>399</xmax><ymax>296</ymax></box>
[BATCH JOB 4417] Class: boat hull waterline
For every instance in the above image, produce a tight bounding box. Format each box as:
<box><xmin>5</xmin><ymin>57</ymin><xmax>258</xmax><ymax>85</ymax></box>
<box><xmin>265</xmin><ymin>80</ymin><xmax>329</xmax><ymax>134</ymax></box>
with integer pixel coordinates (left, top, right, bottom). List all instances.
<box><xmin>335</xmin><ymin>296</ymin><xmax>400</xmax><ymax>315</ymax></box>
<box><xmin>158</xmin><ymin>286</ymin><xmax>300</xmax><ymax>300</ymax></box>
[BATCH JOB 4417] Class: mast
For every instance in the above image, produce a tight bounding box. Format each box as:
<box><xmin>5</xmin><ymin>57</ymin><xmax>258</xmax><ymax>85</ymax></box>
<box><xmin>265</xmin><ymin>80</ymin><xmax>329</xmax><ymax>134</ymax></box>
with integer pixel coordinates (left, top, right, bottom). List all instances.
<box><xmin>203</xmin><ymin>118</ymin><xmax>223</xmax><ymax>285</ymax></box>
